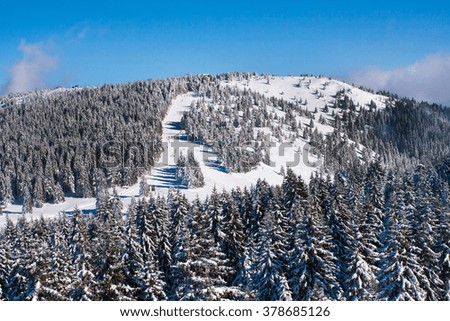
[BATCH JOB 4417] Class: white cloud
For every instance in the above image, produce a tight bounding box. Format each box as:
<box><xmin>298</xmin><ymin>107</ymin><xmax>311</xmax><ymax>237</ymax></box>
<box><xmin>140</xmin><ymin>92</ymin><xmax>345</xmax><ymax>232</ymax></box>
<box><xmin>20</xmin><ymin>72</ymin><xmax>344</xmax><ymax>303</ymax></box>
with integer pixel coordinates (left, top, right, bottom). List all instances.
<box><xmin>2</xmin><ymin>40</ymin><xmax>58</xmax><ymax>95</ymax></box>
<box><xmin>347</xmin><ymin>54</ymin><xmax>450</xmax><ymax>106</ymax></box>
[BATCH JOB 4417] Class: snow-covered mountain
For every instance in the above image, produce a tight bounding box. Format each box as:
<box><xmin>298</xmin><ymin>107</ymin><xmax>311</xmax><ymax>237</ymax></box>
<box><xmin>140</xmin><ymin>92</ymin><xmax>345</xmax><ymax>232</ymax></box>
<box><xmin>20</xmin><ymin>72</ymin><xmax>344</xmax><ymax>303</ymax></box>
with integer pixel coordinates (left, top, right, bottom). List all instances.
<box><xmin>0</xmin><ymin>73</ymin><xmax>391</xmax><ymax>224</ymax></box>
<box><xmin>1</xmin><ymin>72</ymin><xmax>449</xmax><ymax>302</ymax></box>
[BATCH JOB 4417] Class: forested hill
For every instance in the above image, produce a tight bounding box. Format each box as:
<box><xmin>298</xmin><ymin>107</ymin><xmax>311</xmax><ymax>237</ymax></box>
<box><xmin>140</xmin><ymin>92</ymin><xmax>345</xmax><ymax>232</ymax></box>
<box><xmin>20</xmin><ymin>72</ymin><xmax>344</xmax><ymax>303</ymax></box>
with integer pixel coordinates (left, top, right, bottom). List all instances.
<box><xmin>0</xmin><ymin>73</ymin><xmax>449</xmax><ymax>301</ymax></box>
<box><xmin>0</xmin><ymin>77</ymin><xmax>192</xmax><ymax>206</ymax></box>
<box><xmin>0</xmin><ymin>73</ymin><xmax>449</xmax><ymax>208</ymax></box>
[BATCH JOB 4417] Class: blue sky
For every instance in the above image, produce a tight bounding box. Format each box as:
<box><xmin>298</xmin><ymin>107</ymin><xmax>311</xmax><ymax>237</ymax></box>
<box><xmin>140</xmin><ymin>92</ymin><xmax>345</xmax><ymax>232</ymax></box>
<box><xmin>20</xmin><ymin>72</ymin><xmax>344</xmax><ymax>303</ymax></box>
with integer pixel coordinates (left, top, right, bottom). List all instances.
<box><xmin>1</xmin><ymin>1</ymin><xmax>450</xmax><ymax>104</ymax></box>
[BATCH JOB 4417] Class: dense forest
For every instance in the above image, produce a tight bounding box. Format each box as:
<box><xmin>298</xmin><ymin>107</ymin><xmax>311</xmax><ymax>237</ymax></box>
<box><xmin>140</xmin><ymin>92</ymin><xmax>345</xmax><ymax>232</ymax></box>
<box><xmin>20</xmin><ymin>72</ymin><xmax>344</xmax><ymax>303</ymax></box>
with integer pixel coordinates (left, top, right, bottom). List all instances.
<box><xmin>0</xmin><ymin>165</ymin><xmax>448</xmax><ymax>300</ymax></box>
<box><xmin>0</xmin><ymin>72</ymin><xmax>449</xmax><ymax>301</ymax></box>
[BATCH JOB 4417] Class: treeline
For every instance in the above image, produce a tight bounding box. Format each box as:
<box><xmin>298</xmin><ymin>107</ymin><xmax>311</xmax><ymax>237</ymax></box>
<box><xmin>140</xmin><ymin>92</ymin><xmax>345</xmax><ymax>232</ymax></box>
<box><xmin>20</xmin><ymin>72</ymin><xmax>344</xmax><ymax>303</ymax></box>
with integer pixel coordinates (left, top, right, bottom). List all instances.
<box><xmin>0</xmin><ymin>162</ymin><xmax>448</xmax><ymax>301</ymax></box>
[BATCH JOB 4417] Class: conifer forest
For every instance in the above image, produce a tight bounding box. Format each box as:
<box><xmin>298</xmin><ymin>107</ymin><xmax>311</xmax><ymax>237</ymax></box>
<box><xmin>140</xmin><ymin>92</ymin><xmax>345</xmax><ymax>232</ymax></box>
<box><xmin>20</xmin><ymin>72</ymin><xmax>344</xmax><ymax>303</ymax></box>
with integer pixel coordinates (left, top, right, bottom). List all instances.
<box><xmin>0</xmin><ymin>73</ymin><xmax>448</xmax><ymax>301</ymax></box>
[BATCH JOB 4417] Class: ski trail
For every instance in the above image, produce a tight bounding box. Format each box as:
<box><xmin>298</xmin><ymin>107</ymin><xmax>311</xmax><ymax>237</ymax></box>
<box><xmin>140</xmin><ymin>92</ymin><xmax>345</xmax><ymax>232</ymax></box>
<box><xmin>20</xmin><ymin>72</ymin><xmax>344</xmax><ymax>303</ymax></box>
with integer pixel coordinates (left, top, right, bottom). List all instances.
<box><xmin>146</xmin><ymin>93</ymin><xmax>200</xmax><ymax>190</ymax></box>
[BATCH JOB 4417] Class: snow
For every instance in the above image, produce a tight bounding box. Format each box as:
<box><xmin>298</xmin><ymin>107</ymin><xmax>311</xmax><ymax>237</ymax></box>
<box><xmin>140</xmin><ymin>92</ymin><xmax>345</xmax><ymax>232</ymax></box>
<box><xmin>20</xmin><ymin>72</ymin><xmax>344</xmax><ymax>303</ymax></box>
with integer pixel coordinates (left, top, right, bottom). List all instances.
<box><xmin>0</xmin><ymin>75</ymin><xmax>389</xmax><ymax>226</ymax></box>
<box><xmin>142</xmin><ymin>93</ymin><xmax>298</xmax><ymax>200</ymax></box>
<box><xmin>222</xmin><ymin>74</ymin><xmax>386</xmax><ymax>111</ymax></box>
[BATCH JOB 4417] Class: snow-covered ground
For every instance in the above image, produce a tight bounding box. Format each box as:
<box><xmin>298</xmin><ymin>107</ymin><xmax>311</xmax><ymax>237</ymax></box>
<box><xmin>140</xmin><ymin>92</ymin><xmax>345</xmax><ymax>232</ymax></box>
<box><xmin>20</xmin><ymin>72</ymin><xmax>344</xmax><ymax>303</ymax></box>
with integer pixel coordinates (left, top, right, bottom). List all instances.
<box><xmin>222</xmin><ymin>74</ymin><xmax>386</xmax><ymax>111</ymax></box>
<box><xmin>143</xmin><ymin>92</ymin><xmax>303</xmax><ymax>200</ymax></box>
<box><xmin>0</xmin><ymin>75</ymin><xmax>388</xmax><ymax>225</ymax></box>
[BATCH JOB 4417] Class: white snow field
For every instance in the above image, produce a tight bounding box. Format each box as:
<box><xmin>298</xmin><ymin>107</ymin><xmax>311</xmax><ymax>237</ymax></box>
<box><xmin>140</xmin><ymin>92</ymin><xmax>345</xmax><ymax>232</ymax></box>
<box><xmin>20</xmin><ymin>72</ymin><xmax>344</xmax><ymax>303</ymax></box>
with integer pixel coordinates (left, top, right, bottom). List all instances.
<box><xmin>0</xmin><ymin>75</ymin><xmax>388</xmax><ymax>225</ymax></box>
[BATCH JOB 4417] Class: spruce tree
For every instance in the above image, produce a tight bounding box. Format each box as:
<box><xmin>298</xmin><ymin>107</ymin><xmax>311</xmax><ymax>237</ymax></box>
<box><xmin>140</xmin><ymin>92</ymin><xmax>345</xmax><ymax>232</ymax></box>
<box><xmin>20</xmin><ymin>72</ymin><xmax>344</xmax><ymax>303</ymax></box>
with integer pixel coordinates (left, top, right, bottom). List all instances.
<box><xmin>67</xmin><ymin>207</ymin><xmax>96</xmax><ymax>301</ymax></box>
<box><xmin>377</xmin><ymin>189</ymin><xmax>425</xmax><ymax>301</ymax></box>
<box><xmin>287</xmin><ymin>201</ymin><xmax>341</xmax><ymax>300</ymax></box>
<box><xmin>251</xmin><ymin>209</ymin><xmax>292</xmax><ymax>300</ymax></box>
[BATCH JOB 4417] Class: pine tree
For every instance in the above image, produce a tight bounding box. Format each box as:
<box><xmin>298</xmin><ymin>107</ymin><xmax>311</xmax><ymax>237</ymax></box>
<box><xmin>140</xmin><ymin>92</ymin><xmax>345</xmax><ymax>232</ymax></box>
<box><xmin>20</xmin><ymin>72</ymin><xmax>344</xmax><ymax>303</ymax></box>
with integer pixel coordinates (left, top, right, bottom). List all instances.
<box><xmin>358</xmin><ymin>161</ymin><xmax>385</xmax><ymax>274</ymax></box>
<box><xmin>344</xmin><ymin>214</ymin><xmax>378</xmax><ymax>300</ymax></box>
<box><xmin>135</xmin><ymin>197</ymin><xmax>167</xmax><ymax>300</ymax></box>
<box><xmin>122</xmin><ymin>198</ymin><xmax>146</xmax><ymax>299</ymax></box>
<box><xmin>95</xmin><ymin>197</ymin><xmax>128</xmax><ymax>300</ymax></box>
<box><xmin>67</xmin><ymin>207</ymin><xmax>96</xmax><ymax>301</ymax></box>
<box><xmin>327</xmin><ymin>178</ymin><xmax>353</xmax><ymax>292</ymax></box>
<box><xmin>377</xmin><ymin>189</ymin><xmax>426</xmax><ymax>301</ymax></box>
<box><xmin>34</xmin><ymin>219</ymin><xmax>72</xmax><ymax>300</ymax></box>
<box><xmin>169</xmin><ymin>201</ymin><xmax>193</xmax><ymax>300</ymax></box>
<box><xmin>168</xmin><ymin>189</ymin><xmax>190</xmax><ymax>258</ymax></box>
<box><xmin>186</xmin><ymin>197</ymin><xmax>228</xmax><ymax>300</ymax></box>
<box><xmin>282</xmin><ymin>167</ymin><xmax>308</xmax><ymax>212</ymax></box>
<box><xmin>411</xmin><ymin>168</ymin><xmax>444</xmax><ymax>300</ymax></box>
<box><xmin>139</xmin><ymin>176</ymin><xmax>150</xmax><ymax>197</ymax></box>
<box><xmin>207</xmin><ymin>187</ymin><xmax>226</xmax><ymax>248</ymax></box>
<box><xmin>33</xmin><ymin>175</ymin><xmax>45</xmax><ymax>208</ymax></box>
<box><xmin>22</xmin><ymin>186</ymin><xmax>33</xmax><ymax>215</ymax></box>
<box><xmin>0</xmin><ymin>172</ymin><xmax>13</xmax><ymax>206</ymax></box>
<box><xmin>154</xmin><ymin>196</ymin><xmax>172</xmax><ymax>285</ymax></box>
<box><xmin>5</xmin><ymin>216</ymin><xmax>38</xmax><ymax>300</ymax></box>
<box><xmin>0</xmin><ymin>238</ymin><xmax>11</xmax><ymax>300</ymax></box>
<box><xmin>221</xmin><ymin>191</ymin><xmax>246</xmax><ymax>287</ymax></box>
<box><xmin>433</xmin><ymin>179</ymin><xmax>450</xmax><ymax>300</ymax></box>
<box><xmin>288</xmin><ymin>202</ymin><xmax>341</xmax><ymax>300</ymax></box>
<box><xmin>251</xmin><ymin>210</ymin><xmax>292</xmax><ymax>300</ymax></box>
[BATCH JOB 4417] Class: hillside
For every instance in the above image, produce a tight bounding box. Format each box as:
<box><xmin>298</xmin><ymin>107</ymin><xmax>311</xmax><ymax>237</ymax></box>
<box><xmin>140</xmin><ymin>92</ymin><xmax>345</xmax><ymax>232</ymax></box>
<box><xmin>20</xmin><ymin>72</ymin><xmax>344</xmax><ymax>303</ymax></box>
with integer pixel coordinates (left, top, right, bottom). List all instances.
<box><xmin>1</xmin><ymin>73</ymin><xmax>449</xmax><ymax>224</ymax></box>
<box><xmin>0</xmin><ymin>72</ymin><xmax>449</xmax><ymax>301</ymax></box>
<box><xmin>0</xmin><ymin>73</ymin><xmax>393</xmax><ymax>222</ymax></box>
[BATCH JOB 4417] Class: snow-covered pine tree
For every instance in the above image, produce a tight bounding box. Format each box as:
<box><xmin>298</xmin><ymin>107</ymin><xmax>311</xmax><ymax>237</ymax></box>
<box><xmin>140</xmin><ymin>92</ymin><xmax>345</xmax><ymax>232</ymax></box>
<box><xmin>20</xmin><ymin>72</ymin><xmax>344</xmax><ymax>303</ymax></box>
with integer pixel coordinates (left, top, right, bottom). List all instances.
<box><xmin>167</xmin><ymin>189</ymin><xmax>189</xmax><ymax>244</ymax></box>
<box><xmin>139</xmin><ymin>176</ymin><xmax>150</xmax><ymax>197</ymax></box>
<box><xmin>67</xmin><ymin>207</ymin><xmax>96</xmax><ymax>301</ymax></box>
<box><xmin>175</xmin><ymin>151</ymin><xmax>205</xmax><ymax>188</ymax></box>
<box><xmin>0</xmin><ymin>172</ymin><xmax>13</xmax><ymax>206</ymax></box>
<box><xmin>169</xmin><ymin>200</ymin><xmax>193</xmax><ymax>300</ymax></box>
<box><xmin>135</xmin><ymin>197</ymin><xmax>167</xmax><ymax>300</ymax></box>
<box><xmin>377</xmin><ymin>183</ymin><xmax>426</xmax><ymax>301</ymax></box>
<box><xmin>34</xmin><ymin>219</ymin><xmax>72</xmax><ymax>300</ymax></box>
<box><xmin>329</xmin><ymin>173</ymin><xmax>354</xmax><ymax>295</ymax></box>
<box><xmin>338</xmin><ymin>171</ymin><xmax>377</xmax><ymax>300</ymax></box>
<box><xmin>344</xmin><ymin>211</ymin><xmax>377</xmax><ymax>300</ymax></box>
<box><xmin>220</xmin><ymin>190</ymin><xmax>246</xmax><ymax>288</ymax></box>
<box><xmin>431</xmin><ymin>176</ymin><xmax>450</xmax><ymax>300</ymax></box>
<box><xmin>186</xmin><ymin>197</ymin><xmax>228</xmax><ymax>300</ymax></box>
<box><xmin>94</xmin><ymin>195</ymin><xmax>128</xmax><ymax>300</ymax></box>
<box><xmin>33</xmin><ymin>174</ymin><xmax>45</xmax><ymax>208</ymax></box>
<box><xmin>0</xmin><ymin>236</ymin><xmax>11</xmax><ymax>300</ymax></box>
<box><xmin>153</xmin><ymin>196</ymin><xmax>172</xmax><ymax>286</ymax></box>
<box><xmin>251</xmin><ymin>208</ymin><xmax>292</xmax><ymax>301</ymax></box>
<box><xmin>287</xmin><ymin>200</ymin><xmax>341</xmax><ymax>300</ymax></box>
<box><xmin>358</xmin><ymin>160</ymin><xmax>385</xmax><ymax>274</ymax></box>
<box><xmin>187</xmin><ymin>150</ymin><xmax>205</xmax><ymax>187</ymax></box>
<box><xmin>21</xmin><ymin>186</ymin><xmax>33</xmax><ymax>215</ymax></box>
<box><xmin>410</xmin><ymin>167</ymin><xmax>444</xmax><ymax>300</ymax></box>
<box><xmin>122</xmin><ymin>198</ymin><xmax>146</xmax><ymax>299</ymax></box>
<box><xmin>207</xmin><ymin>187</ymin><xmax>226</xmax><ymax>248</ymax></box>
<box><xmin>5</xmin><ymin>216</ymin><xmax>38</xmax><ymax>300</ymax></box>
<box><xmin>282</xmin><ymin>167</ymin><xmax>308</xmax><ymax>212</ymax></box>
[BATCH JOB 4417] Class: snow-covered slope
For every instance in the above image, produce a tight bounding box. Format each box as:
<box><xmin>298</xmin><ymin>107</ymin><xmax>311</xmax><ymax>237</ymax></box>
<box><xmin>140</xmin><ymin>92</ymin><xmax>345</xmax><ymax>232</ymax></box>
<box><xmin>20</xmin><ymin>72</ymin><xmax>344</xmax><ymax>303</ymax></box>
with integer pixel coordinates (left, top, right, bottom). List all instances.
<box><xmin>222</xmin><ymin>74</ymin><xmax>386</xmax><ymax>111</ymax></box>
<box><xmin>0</xmin><ymin>74</ymin><xmax>389</xmax><ymax>225</ymax></box>
<box><xmin>144</xmin><ymin>92</ymin><xmax>295</xmax><ymax>200</ymax></box>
